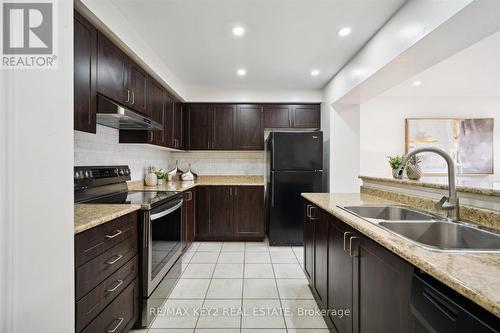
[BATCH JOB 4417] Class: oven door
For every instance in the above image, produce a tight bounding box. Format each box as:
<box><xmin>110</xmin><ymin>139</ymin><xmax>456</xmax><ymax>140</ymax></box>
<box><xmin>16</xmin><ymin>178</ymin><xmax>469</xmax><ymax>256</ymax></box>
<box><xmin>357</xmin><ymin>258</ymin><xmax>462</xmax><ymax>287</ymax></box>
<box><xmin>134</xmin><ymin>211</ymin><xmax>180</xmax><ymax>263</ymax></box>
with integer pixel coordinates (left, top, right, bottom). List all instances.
<box><xmin>144</xmin><ymin>196</ymin><xmax>183</xmax><ymax>297</ymax></box>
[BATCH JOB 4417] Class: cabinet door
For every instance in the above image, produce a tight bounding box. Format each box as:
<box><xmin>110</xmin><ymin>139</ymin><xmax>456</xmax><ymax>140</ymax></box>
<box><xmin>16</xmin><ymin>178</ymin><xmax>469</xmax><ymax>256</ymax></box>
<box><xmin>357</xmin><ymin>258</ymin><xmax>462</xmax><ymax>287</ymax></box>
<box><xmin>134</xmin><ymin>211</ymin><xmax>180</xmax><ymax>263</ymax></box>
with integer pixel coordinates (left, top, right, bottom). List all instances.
<box><xmin>233</xmin><ymin>186</ymin><xmax>264</xmax><ymax>239</ymax></box>
<box><xmin>173</xmin><ymin>101</ymin><xmax>183</xmax><ymax>149</ymax></box>
<box><xmin>96</xmin><ymin>32</ymin><xmax>127</xmax><ymax>104</ymax></box>
<box><xmin>182</xmin><ymin>189</ymin><xmax>196</xmax><ymax>251</ymax></box>
<box><xmin>354</xmin><ymin>235</ymin><xmax>414</xmax><ymax>333</ymax></box>
<box><xmin>147</xmin><ymin>78</ymin><xmax>165</xmax><ymax>146</ymax></box>
<box><xmin>303</xmin><ymin>202</ymin><xmax>316</xmax><ymax>285</ymax></box>
<box><xmin>212</xmin><ymin>104</ymin><xmax>235</xmax><ymax>149</ymax></box>
<box><xmin>126</xmin><ymin>61</ymin><xmax>148</xmax><ymax>115</ymax></box>
<box><xmin>314</xmin><ymin>209</ymin><xmax>329</xmax><ymax>308</ymax></box>
<box><xmin>74</xmin><ymin>11</ymin><xmax>97</xmax><ymax>133</ymax></box>
<box><xmin>328</xmin><ymin>218</ymin><xmax>355</xmax><ymax>333</ymax></box>
<box><xmin>293</xmin><ymin>105</ymin><xmax>320</xmax><ymax>128</ymax></box>
<box><xmin>195</xmin><ymin>186</ymin><xmax>210</xmax><ymax>239</ymax></box>
<box><xmin>264</xmin><ymin>105</ymin><xmax>292</xmax><ymax>128</ymax></box>
<box><xmin>163</xmin><ymin>92</ymin><xmax>175</xmax><ymax>148</ymax></box>
<box><xmin>234</xmin><ymin>105</ymin><xmax>263</xmax><ymax>150</ymax></box>
<box><xmin>209</xmin><ymin>186</ymin><xmax>234</xmax><ymax>238</ymax></box>
<box><xmin>186</xmin><ymin>104</ymin><xmax>211</xmax><ymax>150</ymax></box>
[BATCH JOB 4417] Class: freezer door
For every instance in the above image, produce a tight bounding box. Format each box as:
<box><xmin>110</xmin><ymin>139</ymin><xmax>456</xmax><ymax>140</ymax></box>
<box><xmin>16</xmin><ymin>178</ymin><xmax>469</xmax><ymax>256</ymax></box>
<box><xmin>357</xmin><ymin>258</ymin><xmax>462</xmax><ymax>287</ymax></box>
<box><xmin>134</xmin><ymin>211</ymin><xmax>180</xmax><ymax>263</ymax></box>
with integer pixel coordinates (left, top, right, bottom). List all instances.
<box><xmin>271</xmin><ymin>132</ymin><xmax>323</xmax><ymax>171</ymax></box>
<box><xmin>268</xmin><ymin>170</ymin><xmax>323</xmax><ymax>245</ymax></box>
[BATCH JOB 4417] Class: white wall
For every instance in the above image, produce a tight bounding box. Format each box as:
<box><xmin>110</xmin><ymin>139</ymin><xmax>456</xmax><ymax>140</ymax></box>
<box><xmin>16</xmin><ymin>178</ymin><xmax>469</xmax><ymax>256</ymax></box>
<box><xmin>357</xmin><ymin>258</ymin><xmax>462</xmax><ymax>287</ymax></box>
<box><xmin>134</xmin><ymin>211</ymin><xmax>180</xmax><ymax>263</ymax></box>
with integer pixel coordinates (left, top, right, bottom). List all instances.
<box><xmin>360</xmin><ymin>96</ymin><xmax>500</xmax><ymax>182</ymax></box>
<box><xmin>1</xmin><ymin>1</ymin><xmax>74</xmax><ymax>332</ymax></box>
<box><xmin>185</xmin><ymin>87</ymin><xmax>322</xmax><ymax>103</ymax></box>
<box><xmin>171</xmin><ymin>151</ymin><xmax>264</xmax><ymax>176</ymax></box>
<box><xmin>74</xmin><ymin>125</ymin><xmax>172</xmax><ymax>181</ymax></box>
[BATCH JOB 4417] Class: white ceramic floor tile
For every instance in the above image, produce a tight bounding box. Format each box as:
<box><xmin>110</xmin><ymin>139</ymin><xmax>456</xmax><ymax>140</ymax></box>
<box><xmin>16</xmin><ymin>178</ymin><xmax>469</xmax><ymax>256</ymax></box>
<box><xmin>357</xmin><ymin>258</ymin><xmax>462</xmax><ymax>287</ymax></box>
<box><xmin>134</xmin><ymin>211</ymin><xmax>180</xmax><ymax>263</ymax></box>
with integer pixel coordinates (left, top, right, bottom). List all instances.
<box><xmin>244</xmin><ymin>263</ymin><xmax>275</xmax><ymax>278</ymax></box>
<box><xmin>241</xmin><ymin>299</ymin><xmax>286</xmax><ymax>329</ymax></box>
<box><xmin>182</xmin><ymin>264</ymin><xmax>216</xmax><ymax>279</ymax></box>
<box><xmin>245</xmin><ymin>242</ymin><xmax>269</xmax><ymax>252</ymax></box>
<box><xmin>150</xmin><ymin>299</ymin><xmax>203</xmax><ymax>328</ymax></box>
<box><xmin>221</xmin><ymin>242</ymin><xmax>246</xmax><ymax>252</ymax></box>
<box><xmin>168</xmin><ymin>279</ymin><xmax>211</xmax><ymax>299</ymax></box>
<box><xmin>180</xmin><ymin>251</ymin><xmax>195</xmax><ymax>264</ymax></box>
<box><xmin>243</xmin><ymin>279</ymin><xmax>279</xmax><ymax>299</ymax></box>
<box><xmin>269</xmin><ymin>246</ymin><xmax>294</xmax><ymax>253</ymax></box>
<box><xmin>195</xmin><ymin>329</ymin><xmax>240</xmax><ymax>333</ymax></box>
<box><xmin>206</xmin><ymin>279</ymin><xmax>243</xmax><ymax>299</ymax></box>
<box><xmin>149</xmin><ymin>330</ymin><xmax>193</xmax><ymax>333</ymax></box>
<box><xmin>270</xmin><ymin>252</ymin><xmax>299</xmax><ymax>264</ymax></box>
<box><xmin>190</xmin><ymin>252</ymin><xmax>220</xmax><ymax>264</ymax></box>
<box><xmin>276</xmin><ymin>279</ymin><xmax>314</xmax><ymax>299</ymax></box>
<box><xmin>245</xmin><ymin>252</ymin><xmax>271</xmax><ymax>264</ymax></box>
<box><xmin>273</xmin><ymin>264</ymin><xmax>306</xmax><ymax>279</ymax></box>
<box><xmin>286</xmin><ymin>329</ymin><xmax>331</xmax><ymax>333</ymax></box>
<box><xmin>197</xmin><ymin>242</ymin><xmax>223</xmax><ymax>252</ymax></box>
<box><xmin>241</xmin><ymin>330</ymin><xmax>287</xmax><ymax>333</ymax></box>
<box><xmin>196</xmin><ymin>299</ymin><xmax>242</xmax><ymax>328</ymax></box>
<box><xmin>218</xmin><ymin>252</ymin><xmax>245</xmax><ymax>263</ymax></box>
<box><xmin>213</xmin><ymin>263</ymin><xmax>244</xmax><ymax>278</ymax></box>
<box><xmin>281</xmin><ymin>299</ymin><xmax>328</xmax><ymax>329</ymax></box>
<box><xmin>291</xmin><ymin>246</ymin><xmax>304</xmax><ymax>253</ymax></box>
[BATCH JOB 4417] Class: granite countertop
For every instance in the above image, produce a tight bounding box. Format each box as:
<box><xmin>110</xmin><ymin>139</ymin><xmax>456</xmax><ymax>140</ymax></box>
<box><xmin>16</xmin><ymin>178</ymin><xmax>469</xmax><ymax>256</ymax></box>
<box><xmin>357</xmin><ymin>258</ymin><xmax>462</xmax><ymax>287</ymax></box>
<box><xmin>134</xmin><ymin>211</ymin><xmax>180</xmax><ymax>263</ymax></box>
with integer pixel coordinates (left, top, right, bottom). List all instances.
<box><xmin>74</xmin><ymin>204</ymin><xmax>141</xmax><ymax>234</ymax></box>
<box><xmin>128</xmin><ymin>175</ymin><xmax>265</xmax><ymax>191</ymax></box>
<box><xmin>360</xmin><ymin>175</ymin><xmax>500</xmax><ymax>197</ymax></box>
<box><xmin>301</xmin><ymin>192</ymin><xmax>500</xmax><ymax>318</ymax></box>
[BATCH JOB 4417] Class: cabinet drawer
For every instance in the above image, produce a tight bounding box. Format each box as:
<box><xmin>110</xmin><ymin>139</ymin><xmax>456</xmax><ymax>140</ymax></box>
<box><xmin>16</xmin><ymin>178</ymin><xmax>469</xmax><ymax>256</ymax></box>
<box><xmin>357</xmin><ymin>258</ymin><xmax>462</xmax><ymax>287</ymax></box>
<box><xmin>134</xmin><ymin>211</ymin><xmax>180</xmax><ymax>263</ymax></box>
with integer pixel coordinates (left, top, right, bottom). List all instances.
<box><xmin>76</xmin><ymin>235</ymin><xmax>138</xmax><ymax>300</ymax></box>
<box><xmin>76</xmin><ymin>256</ymin><xmax>139</xmax><ymax>332</ymax></box>
<box><xmin>75</xmin><ymin>213</ymin><xmax>137</xmax><ymax>268</ymax></box>
<box><xmin>81</xmin><ymin>278</ymin><xmax>139</xmax><ymax>333</ymax></box>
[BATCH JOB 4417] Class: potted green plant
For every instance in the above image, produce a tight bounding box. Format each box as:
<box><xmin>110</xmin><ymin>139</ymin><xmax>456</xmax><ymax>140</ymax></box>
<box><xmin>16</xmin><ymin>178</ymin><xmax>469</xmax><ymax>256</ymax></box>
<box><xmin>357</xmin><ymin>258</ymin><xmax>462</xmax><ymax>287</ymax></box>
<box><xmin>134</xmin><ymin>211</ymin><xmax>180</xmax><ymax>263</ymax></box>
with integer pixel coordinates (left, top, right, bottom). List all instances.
<box><xmin>155</xmin><ymin>169</ymin><xmax>167</xmax><ymax>185</ymax></box>
<box><xmin>406</xmin><ymin>155</ymin><xmax>422</xmax><ymax>180</ymax></box>
<box><xmin>387</xmin><ymin>155</ymin><xmax>404</xmax><ymax>179</ymax></box>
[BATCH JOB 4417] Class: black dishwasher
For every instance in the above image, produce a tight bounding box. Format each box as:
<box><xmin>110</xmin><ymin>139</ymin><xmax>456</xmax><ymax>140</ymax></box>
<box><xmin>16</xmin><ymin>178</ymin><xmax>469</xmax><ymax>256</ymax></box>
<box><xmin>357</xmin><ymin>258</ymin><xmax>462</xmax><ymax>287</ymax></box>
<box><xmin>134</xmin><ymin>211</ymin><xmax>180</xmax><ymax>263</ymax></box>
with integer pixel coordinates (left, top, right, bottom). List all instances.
<box><xmin>411</xmin><ymin>271</ymin><xmax>499</xmax><ymax>333</ymax></box>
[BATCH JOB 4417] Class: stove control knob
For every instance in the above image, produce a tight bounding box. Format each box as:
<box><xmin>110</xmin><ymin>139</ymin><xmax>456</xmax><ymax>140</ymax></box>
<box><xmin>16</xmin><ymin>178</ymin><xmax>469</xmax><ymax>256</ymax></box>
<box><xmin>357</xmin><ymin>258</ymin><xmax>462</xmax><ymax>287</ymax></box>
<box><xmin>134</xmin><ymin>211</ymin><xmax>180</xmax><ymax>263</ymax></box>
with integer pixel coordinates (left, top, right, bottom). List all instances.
<box><xmin>119</xmin><ymin>169</ymin><xmax>124</xmax><ymax>176</ymax></box>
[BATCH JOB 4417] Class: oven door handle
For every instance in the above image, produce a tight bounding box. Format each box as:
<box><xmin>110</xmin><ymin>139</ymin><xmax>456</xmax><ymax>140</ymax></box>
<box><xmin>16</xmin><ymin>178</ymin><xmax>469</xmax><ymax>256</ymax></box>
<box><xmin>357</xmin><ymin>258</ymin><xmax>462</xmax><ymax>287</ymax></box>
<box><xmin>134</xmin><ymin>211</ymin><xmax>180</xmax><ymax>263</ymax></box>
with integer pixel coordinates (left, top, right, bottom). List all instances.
<box><xmin>150</xmin><ymin>200</ymin><xmax>183</xmax><ymax>220</ymax></box>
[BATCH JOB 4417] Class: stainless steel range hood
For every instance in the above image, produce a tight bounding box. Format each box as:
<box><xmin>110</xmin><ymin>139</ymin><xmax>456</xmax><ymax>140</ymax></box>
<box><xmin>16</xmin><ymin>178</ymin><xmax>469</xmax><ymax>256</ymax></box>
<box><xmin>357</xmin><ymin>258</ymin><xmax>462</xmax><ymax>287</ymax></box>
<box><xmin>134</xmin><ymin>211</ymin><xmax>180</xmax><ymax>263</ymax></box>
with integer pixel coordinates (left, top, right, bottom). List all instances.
<box><xmin>96</xmin><ymin>95</ymin><xmax>163</xmax><ymax>130</ymax></box>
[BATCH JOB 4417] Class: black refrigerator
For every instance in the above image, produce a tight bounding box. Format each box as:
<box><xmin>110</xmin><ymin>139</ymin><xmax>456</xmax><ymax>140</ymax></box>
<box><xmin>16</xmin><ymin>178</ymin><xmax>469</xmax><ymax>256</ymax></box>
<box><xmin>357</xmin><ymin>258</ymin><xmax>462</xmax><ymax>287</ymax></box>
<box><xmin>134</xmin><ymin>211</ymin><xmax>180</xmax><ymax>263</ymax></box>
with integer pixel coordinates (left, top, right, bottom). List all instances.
<box><xmin>266</xmin><ymin>131</ymin><xmax>323</xmax><ymax>246</ymax></box>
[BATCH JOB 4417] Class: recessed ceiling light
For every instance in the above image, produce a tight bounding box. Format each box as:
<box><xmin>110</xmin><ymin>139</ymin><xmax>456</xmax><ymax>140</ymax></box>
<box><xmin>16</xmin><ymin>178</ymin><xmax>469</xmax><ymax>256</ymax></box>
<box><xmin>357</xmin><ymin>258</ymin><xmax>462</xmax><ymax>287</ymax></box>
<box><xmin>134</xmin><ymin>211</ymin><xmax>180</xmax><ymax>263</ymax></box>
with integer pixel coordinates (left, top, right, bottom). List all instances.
<box><xmin>412</xmin><ymin>81</ymin><xmax>422</xmax><ymax>86</ymax></box>
<box><xmin>232</xmin><ymin>26</ymin><xmax>245</xmax><ymax>37</ymax></box>
<box><xmin>311</xmin><ymin>69</ymin><xmax>320</xmax><ymax>77</ymax></box>
<box><xmin>237</xmin><ymin>68</ymin><xmax>247</xmax><ymax>76</ymax></box>
<box><xmin>338</xmin><ymin>27</ymin><xmax>352</xmax><ymax>37</ymax></box>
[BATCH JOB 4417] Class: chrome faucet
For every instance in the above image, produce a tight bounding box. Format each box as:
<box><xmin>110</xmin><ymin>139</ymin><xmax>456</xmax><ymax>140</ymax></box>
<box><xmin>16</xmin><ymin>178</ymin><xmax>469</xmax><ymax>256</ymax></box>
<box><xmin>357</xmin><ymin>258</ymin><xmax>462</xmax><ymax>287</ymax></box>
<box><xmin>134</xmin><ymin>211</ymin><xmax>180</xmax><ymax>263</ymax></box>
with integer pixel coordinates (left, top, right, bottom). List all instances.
<box><xmin>396</xmin><ymin>147</ymin><xmax>459</xmax><ymax>220</ymax></box>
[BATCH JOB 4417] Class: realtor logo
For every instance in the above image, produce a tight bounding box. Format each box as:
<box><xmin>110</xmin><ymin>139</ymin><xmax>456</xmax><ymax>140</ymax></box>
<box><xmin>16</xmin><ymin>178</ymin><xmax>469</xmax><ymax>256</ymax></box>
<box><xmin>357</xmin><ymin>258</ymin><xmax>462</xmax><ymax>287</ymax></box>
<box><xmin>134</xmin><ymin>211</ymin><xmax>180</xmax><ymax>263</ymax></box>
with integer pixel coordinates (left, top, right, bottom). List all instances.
<box><xmin>1</xmin><ymin>1</ymin><xmax>57</xmax><ymax>68</ymax></box>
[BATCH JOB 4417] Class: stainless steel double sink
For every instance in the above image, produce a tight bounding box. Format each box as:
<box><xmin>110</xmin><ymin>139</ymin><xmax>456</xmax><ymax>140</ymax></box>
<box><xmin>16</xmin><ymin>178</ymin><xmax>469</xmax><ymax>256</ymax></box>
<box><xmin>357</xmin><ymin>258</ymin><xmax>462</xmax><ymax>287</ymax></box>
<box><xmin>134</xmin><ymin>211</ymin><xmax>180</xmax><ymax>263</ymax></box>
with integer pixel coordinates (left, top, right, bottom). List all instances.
<box><xmin>340</xmin><ymin>205</ymin><xmax>500</xmax><ymax>252</ymax></box>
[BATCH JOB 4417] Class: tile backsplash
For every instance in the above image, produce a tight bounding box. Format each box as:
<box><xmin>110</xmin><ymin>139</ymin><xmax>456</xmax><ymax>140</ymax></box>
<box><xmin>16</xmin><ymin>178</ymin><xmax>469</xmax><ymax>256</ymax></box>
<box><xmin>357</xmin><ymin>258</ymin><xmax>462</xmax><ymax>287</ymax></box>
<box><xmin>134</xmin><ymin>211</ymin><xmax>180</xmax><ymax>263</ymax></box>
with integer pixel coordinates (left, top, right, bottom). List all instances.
<box><xmin>171</xmin><ymin>151</ymin><xmax>264</xmax><ymax>176</ymax></box>
<box><xmin>74</xmin><ymin>125</ymin><xmax>171</xmax><ymax>181</ymax></box>
<box><xmin>74</xmin><ymin>125</ymin><xmax>265</xmax><ymax>181</ymax></box>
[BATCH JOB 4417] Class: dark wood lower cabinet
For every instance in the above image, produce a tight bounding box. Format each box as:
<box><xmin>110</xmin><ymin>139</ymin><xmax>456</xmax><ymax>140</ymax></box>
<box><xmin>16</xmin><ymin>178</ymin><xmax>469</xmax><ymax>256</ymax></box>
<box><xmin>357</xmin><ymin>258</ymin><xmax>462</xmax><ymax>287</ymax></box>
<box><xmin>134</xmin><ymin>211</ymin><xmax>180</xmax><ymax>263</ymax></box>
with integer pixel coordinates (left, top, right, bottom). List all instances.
<box><xmin>196</xmin><ymin>185</ymin><xmax>264</xmax><ymax>241</ymax></box>
<box><xmin>303</xmin><ymin>203</ymin><xmax>316</xmax><ymax>284</ymax></box>
<box><xmin>182</xmin><ymin>189</ymin><xmax>196</xmax><ymax>251</ymax></box>
<box><xmin>314</xmin><ymin>209</ymin><xmax>329</xmax><ymax>308</ymax></box>
<box><xmin>75</xmin><ymin>212</ymin><xmax>139</xmax><ymax>332</ymax></box>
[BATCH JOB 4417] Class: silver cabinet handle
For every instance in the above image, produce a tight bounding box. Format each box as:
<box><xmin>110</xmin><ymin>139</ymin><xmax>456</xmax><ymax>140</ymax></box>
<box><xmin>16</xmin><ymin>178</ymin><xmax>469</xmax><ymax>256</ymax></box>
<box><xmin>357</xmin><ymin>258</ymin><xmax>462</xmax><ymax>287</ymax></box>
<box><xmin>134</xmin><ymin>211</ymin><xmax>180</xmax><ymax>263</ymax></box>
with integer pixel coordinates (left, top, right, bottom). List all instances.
<box><xmin>125</xmin><ymin>89</ymin><xmax>130</xmax><ymax>103</ymax></box>
<box><xmin>343</xmin><ymin>232</ymin><xmax>353</xmax><ymax>253</ymax></box>
<box><xmin>306</xmin><ymin>204</ymin><xmax>313</xmax><ymax>218</ymax></box>
<box><xmin>207</xmin><ymin>141</ymin><xmax>210</xmax><ymax>149</ymax></box>
<box><xmin>105</xmin><ymin>230</ymin><xmax>122</xmax><ymax>239</ymax></box>
<box><xmin>307</xmin><ymin>205</ymin><xmax>318</xmax><ymax>220</ymax></box>
<box><xmin>131</xmin><ymin>90</ymin><xmax>135</xmax><ymax>105</ymax></box>
<box><xmin>348</xmin><ymin>236</ymin><xmax>359</xmax><ymax>258</ymax></box>
<box><xmin>106</xmin><ymin>280</ymin><xmax>124</xmax><ymax>292</ymax></box>
<box><xmin>234</xmin><ymin>187</ymin><xmax>237</xmax><ymax>196</ymax></box>
<box><xmin>186</xmin><ymin>191</ymin><xmax>192</xmax><ymax>201</ymax></box>
<box><xmin>106</xmin><ymin>317</ymin><xmax>124</xmax><ymax>333</ymax></box>
<box><xmin>229</xmin><ymin>187</ymin><xmax>232</xmax><ymax>196</ymax></box>
<box><xmin>105</xmin><ymin>254</ymin><xmax>123</xmax><ymax>265</ymax></box>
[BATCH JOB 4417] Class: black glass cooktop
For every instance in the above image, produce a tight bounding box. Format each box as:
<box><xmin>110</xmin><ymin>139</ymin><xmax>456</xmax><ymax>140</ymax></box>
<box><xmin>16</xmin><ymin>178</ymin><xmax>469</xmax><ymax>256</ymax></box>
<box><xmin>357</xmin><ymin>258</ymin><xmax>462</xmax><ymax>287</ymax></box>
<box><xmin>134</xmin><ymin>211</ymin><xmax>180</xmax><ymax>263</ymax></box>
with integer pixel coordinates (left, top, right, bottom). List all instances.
<box><xmin>83</xmin><ymin>190</ymin><xmax>179</xmax><ymax>208</ymax></box>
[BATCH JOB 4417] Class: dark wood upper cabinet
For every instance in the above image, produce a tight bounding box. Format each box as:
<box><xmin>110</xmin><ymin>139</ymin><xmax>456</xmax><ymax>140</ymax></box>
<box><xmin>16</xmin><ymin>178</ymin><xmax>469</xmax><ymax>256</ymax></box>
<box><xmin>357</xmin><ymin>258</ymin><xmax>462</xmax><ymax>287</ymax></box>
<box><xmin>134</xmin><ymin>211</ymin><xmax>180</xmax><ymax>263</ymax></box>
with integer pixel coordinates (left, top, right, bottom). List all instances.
<box><xmin>234</xmin><ymin>105</ymin><xmax>263</xmax><ymax>150</ymax></box>
<box><xmin>212</xmin><ymin>104</ymin><xmax>235</xmax><ymax>150</ymax></box>
<box><xmin>233</xmin><ymin>186</ymin><xmax>264</xmax><ymax>239</ymax></box>
<box><xmin>293</xmin><ymin>105</ymin><xmax>320</xmax><ymax>128</ymax></box>
<box><xmin>186</xmin><ymin>104</ymin><xmax>211</xmax><ymax>150</ymax></box>
<box><xmin>125</xmin><ymin>60</ymin><xmax>148</xmax><ymax>116</ymax></box>
<box><xmin>264</xmin><ymin>105</ymin><xmax>292</xmax><ymax>128</ymax></box>
<box><xmin>173</xmin><ymin>101</ymin><xmax>184</xmax><ymax>149</ymax></box>
<box><xmin>163</xmin><ymin>92</ymin><xmax>175</xmax><ymax>148</ymax></box>
<box><xmin>148</xmin><ymin>78</ymin><xmax>166</xmax><ymax>146</ymax></box>
<box><xmin>74</xmin><ymin>11</ymin><xmax>97</xmax><ymax>133</ymax></box>
<box><xmin>96</xmin><ymin>31</ymin><xmax>127</xmax><ymax>104</ymax></box>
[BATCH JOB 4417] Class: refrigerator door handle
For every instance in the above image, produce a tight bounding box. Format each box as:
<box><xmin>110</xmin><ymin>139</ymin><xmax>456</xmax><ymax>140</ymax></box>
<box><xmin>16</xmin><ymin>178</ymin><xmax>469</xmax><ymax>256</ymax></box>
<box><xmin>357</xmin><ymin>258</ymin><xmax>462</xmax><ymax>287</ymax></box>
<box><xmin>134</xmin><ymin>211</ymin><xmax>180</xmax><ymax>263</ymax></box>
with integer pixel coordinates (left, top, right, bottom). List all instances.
<box><xmin>271</xmin><ymin>175</ymin><xmax>275</xmax><ymax>207</ymax></box>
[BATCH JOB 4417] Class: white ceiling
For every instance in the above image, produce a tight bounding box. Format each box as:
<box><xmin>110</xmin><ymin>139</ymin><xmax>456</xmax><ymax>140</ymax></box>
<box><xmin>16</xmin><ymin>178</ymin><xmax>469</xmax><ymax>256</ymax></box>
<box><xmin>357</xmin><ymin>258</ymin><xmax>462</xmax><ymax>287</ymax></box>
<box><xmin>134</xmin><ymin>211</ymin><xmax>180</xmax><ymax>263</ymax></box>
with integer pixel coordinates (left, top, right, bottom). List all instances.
<box><xmin>382</xmin><ymin>29</ymin><xmax>500</xmax><ymax>97</ymax></box>
<box><xmin>109</xmin><ymin>0</ymin><xmax>405</xmax><ymax>90</ymax></box>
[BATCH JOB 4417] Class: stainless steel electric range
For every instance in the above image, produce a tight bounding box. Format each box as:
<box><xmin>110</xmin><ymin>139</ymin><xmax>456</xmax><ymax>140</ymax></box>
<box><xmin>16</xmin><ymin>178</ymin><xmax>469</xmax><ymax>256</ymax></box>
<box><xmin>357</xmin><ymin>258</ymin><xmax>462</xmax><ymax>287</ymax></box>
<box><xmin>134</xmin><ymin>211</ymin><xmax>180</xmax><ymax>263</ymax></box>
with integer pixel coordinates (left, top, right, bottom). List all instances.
<box><xmin>75</xmin><ymin>165</ymin><xmax>183</xmax><ymax>327</ymax></box>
